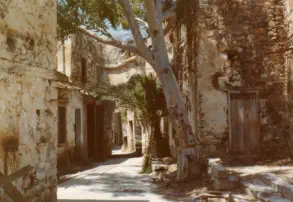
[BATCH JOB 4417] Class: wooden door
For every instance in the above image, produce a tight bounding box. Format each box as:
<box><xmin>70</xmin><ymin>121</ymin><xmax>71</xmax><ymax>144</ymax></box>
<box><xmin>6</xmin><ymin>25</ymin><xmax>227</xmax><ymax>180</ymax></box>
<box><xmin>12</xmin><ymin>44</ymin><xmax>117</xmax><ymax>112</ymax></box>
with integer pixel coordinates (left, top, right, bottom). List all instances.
<box><xmin>229</xmin><ymin>92</ymin><xmax>260</xmax><ymax>155</ymax></box>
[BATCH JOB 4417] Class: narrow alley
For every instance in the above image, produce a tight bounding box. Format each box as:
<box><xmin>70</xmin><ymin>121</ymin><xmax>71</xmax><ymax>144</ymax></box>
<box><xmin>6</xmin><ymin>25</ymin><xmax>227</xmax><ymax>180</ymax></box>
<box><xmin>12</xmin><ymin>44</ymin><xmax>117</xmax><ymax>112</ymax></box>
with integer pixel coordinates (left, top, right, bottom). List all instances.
<box><xmin>4</xmin><ymin>1</ymin><xmax>293</xmax><ymax>202</ymax></box>
<box><xmin>57</xmin><ymin>149</ymin><xmax>187</xmax><ymax>202</ymax></box>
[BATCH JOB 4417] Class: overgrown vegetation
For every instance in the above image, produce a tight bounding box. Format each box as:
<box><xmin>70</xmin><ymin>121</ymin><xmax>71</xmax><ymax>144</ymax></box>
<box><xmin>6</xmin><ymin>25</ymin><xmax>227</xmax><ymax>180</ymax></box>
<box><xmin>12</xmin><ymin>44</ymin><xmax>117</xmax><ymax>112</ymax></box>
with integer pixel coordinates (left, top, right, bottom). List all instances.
<box><xmin>95</xmin><ymin>74</ymin><xmax>170</xmax><ymax>173</ymax></box>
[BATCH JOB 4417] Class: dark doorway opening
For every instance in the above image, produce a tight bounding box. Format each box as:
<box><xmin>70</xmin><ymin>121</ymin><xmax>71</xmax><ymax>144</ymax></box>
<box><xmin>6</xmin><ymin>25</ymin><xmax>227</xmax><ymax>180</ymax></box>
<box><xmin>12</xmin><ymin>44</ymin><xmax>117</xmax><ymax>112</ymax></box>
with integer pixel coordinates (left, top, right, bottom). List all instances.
<box><xmin>123</xmin><ymin>136</ymin><xmax>128</xmax><ymax>150</ymax></box>
<box><xmin>87</xmin><ymin>104</ymin><xmax>96</xmax><ymax>159</ymax></box>
<box><xmin>58</xmin><ymin>106</ymin><xmax>67</xmax><ymax>144</ymax></box>
<box><xmin>95</xmin><ymin>105</ymin><xmax>104</xmax><ymax>161</ymax></box>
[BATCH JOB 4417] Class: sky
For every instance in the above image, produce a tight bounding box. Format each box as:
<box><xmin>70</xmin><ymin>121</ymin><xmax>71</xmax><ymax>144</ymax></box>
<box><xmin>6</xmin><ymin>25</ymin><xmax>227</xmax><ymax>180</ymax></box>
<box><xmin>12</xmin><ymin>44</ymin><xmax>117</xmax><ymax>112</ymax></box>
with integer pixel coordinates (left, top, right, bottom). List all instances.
<box><xmin>108</xmin><ymin>26</ymin><xmax>133</xmax><ymax>41</ymax></box>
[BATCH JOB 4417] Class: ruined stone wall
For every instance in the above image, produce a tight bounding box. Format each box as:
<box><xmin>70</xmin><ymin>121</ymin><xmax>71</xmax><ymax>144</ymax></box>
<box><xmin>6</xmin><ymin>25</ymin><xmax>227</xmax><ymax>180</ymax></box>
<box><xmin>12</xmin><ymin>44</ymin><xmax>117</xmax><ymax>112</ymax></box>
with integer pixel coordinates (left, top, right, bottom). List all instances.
<box><xmin>101</xmin><ymin>45</ymin><xmax>147</xmax><ymax>85</ymax></box>
<box><xmin>173</xmin><ymin>0</ymin><xmax>288</xmax><ymax>156</ymax></box>
<box><xmin>100</xmin><ymin>100</ymin><xmax>116</xmax><ymax>158</ymax></box>
<box><xmin>71</xmin><ymin>32</ymin><xmax>104</xmax><ymax>88</ymax></box>
<box><xmin>56</xmin><ymin>89</ymin><xmax>84</xmax><ymax>170</ymax></box>
<box><xmin>283</xmin><ymin>0</ymin><xmax>293</xmax><ymax>156</ymax></box>
<box><xmin>57</xmin><ymin>39</ymin><xmax>72</xmax><ymax>77</ymax></box>
<box><xmin>0</xmin><ymin>0</ymin><xmax>58</xmax><ymax>201</ymax></box>
<box><xmin>56</xmin><ymin>33</ymin><xmax>116</xmax><ymax>163</ymax></box>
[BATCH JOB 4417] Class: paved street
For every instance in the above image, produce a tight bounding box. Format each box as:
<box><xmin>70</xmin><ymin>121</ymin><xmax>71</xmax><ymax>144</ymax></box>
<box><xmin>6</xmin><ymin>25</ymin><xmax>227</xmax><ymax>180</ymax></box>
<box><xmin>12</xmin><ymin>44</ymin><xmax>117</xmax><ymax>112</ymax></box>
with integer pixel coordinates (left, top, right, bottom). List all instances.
<box><xmin>57</xmin><ymin>157</ymin><xmax>187</xmax><ymax>202</ymax></box>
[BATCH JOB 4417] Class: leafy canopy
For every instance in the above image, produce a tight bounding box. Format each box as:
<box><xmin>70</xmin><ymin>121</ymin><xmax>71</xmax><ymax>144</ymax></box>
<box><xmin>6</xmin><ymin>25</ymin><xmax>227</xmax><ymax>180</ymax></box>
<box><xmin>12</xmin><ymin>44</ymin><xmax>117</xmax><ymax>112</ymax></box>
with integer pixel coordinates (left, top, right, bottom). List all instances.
<box><xmin>95</xmin><ymin>74</ymin><xmax>167</xmax><ymax>125</ymax></box>
<box><xmin>58</xmin><ymin>0</ymin><xmax>145</xmax><ymax>39</ymax></box>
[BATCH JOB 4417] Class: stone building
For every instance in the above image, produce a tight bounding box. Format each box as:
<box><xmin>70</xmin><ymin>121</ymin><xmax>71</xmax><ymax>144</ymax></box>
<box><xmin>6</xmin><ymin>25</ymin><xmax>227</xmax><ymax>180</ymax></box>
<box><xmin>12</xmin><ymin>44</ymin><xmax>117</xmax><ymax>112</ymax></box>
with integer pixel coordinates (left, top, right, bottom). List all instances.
<box><xmin>101</xmin><ymin>45</ymin><xmax>148</xmax><ymax>152</ymax></box>
<box><xmin>56</xmin><ymin>32</ymin><xmax>114</xmax><ymax>171</ymax></box>
<box><xmin>169</xmin><ymin>0</ymin><xmax>292</xmax><ymax>158</ymax></box>
<box><xmin>0</xmin><ymin>0</ymin><xmax>61</xmax><ymax>201</ymax></box>
<box><xmin>284</xmin><ymin>0</ymin><xmax>293</xmax><ymax>156</ymax></box>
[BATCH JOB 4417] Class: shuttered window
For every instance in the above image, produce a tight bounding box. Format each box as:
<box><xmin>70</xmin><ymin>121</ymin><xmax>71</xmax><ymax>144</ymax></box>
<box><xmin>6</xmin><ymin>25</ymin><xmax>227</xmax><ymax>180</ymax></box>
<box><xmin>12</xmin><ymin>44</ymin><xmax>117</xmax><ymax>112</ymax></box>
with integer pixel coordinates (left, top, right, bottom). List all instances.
<box><xmin>58</xmin><ymin>106</ymin><xmax>67</xmax><ymax>144</ymax></box>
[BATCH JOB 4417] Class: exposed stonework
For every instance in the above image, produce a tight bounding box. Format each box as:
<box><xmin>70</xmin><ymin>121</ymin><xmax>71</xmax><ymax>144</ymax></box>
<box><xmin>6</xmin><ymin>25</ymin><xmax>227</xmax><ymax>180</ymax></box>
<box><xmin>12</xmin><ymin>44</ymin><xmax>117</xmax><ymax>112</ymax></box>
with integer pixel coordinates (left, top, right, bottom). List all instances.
<box><xmin>101</xmin><ymin>45</ymin><xmax>147</xmax><ymax>85</ymax></box>
<box><xmin>101</xmin><ymin>99</ymin><xmax>116</xmax><ymax>157</ymax></box>
<box><xmin>0</xmin><ymin>0</ymin><xmax>59</xmax><ymax>201</ymax></box>
<box><xmin>171</xmin><ymin>0</ymin><xmax>291</xmax><ymax>157</ymax></box>
<box><xmin>284</xmin><ymin>0</ymin><xmax>293</xmax><ymax>157</ymax></box>
<box><xmin>56</xmin><ymin>32</ymin><xmax>115</xmax><ymax>170</ymax></box>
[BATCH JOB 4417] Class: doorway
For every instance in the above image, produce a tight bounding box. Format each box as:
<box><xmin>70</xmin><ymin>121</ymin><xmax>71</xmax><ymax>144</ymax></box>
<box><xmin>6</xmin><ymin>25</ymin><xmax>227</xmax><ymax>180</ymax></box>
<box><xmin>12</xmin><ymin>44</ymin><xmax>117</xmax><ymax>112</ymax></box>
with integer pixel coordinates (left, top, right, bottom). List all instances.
<box><xmin>95</xmin><ymin>105</ymin><xmax>104</xmax><ymax>161</ymax></box>
<box><xmin>229</xmin><ymin>91</ymin><xmax>260</xmax><ymax>155</ymax></box>
<box><xmin>87</xmin><ymin>104</ymin><xmax>96</xmax><ymax>159</ymax></box>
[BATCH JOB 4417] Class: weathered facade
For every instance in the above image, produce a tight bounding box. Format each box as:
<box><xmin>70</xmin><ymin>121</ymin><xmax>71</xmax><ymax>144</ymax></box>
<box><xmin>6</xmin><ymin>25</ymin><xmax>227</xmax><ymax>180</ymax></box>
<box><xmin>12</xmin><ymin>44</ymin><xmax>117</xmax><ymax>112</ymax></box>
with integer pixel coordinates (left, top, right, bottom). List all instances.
<box><xmin>0</xmin><ymin>0</ymin><xmax>60</xmax><ymax>201</ymax></box>
<box><xmin>56</xmin><ymin>32</ymin><xmax>114</xmax><ymax>171</ymax></box>
<box><xmin>284</xmin><ymin>0</ymin><xmax>293</xmax><ymax>156</ymax></box>
<box><xmin>171</xmin><ymin>0</ymin><xmax>292</xmax><ymax>158</ymax></box>
<box><xmin>101</xmin><ymin>45</ymin><xmax>149</xmax><ymax>152</ymax></box>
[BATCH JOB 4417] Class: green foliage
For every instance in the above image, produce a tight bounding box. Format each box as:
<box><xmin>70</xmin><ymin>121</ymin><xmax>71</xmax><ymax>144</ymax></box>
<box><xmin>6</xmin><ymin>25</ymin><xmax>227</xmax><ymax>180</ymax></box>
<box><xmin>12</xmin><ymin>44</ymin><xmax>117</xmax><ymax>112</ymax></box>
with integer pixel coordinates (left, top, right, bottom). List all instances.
<box><xmin>94</xmin><ymin>74</ymin><xmax>169</xmax><ymax>173</ymax></box>
<box><xmin>141</xmin><ymin>153</ymin><xmax>152</xmax><ymax>173</ymax></box>
<box><xmin>120</xmin><ymin>110</ymin><xmax>128</xmax><ymax>123</ymax></box>
<box><xmin>57</xmin><ymin>0</ymin><xmax>146</xmax><ymax>39</ymax></box>
<box><xmin>95</xmin><ymin>74</ymin><xmax>168</xmax><ymax>125</ymax></box>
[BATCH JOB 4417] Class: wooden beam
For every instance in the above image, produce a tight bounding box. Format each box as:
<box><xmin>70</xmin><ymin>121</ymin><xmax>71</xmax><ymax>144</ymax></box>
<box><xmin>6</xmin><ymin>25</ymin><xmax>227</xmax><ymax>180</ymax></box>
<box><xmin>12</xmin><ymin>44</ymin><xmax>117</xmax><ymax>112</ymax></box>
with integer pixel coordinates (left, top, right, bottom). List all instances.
<box><xmin>0</xmin><ymin>171</ymin><xmax>28</xmax><ymax>202</ymax></box>
<box><xmin>0</xmin><ymin>165</ymin><xmax>33</xmax><ymax>188</ymax></box>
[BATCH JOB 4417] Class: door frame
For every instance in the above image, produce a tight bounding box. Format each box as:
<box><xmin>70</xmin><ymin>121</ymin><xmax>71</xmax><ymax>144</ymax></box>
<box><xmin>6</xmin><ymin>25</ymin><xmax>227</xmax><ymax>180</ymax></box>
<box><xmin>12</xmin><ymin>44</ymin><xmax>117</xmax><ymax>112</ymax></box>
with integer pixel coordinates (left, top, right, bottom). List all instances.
<box><xmin>228</xmin><ymin>89</ymin><xmax>260</xmax><ymax>154</ymax></box>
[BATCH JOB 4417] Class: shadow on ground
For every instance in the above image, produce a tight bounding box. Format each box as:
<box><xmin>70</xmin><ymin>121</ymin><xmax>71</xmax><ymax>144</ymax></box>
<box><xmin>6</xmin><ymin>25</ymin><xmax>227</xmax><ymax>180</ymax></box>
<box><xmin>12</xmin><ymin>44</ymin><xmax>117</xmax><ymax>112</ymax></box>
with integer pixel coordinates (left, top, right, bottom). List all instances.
<box><xmin>59</xmin><ymin>169</ymin><xmax>200</xmax><ymax>201</ymax></box>
<box><xmin>58</xmin><ymin>157</ymin><xmax>131</xmax><ymax>184</ymax></box>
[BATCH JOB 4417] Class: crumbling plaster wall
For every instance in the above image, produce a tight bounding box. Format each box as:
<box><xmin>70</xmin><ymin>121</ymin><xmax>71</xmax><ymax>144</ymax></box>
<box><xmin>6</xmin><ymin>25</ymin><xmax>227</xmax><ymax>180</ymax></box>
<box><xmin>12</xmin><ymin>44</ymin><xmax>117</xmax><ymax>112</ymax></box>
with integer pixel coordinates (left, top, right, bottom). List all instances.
<box><xmin>101</xmin><ymin>45</ymin><xmax>147</xmax><ymax>85</ymax></box>
<box><xmin>283</xmin><ymin>0</ymin><xmax>293</xmax><ymax>155</ymax></box>
<box><xmin>173</xmin><ymin>0</ymin><xmax>288</xmax><ymax>156</ymax></box>
<box><xmin>196</xmin><ymin>33</ymin><xmax>228</xmax><ymax>154</ymax></box>
<box><xmin>71</xmin><ymin>32</ymin><xmax>104</xmax><ymax>88</ymax></box>
<box><xmin>100</xmin><ymin>100</ymin><xmax>116</xmax><ymax>158</ymax></box>
<box><xmin>57</xmin><ymin>89</ymin><xmax>84</xmax><ymax>170</ymax></box>
<box><xmin>57</xmin><ymin>32</ymin><xmax>115</xmax><ymax>163</ymax></box>
<box><xmin>124</xmin><ymin>111</ymin><xmax>136</xmax><ymax>152</ymax></box>
<box><xmin>0</xmin><ymin>0</ymin><xmax>58</xmax><ymax>201</ymax></box>
<box><xmin>57</xmin><ymin>39</ymin><xmax>72</xmax><ymax>77</ymax></box>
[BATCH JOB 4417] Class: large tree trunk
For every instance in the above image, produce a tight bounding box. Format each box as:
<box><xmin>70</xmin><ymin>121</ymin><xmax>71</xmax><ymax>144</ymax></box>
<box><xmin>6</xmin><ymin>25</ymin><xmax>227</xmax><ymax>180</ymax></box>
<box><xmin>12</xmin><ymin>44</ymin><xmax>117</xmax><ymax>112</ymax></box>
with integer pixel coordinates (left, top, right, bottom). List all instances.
<box><xmin>75</xmin><ymin>0</ymin><xmax>200</xmax><ymax>180</ymax></box>
<box><xmin>156</xmin><ymin>64</ymin><xmax>200</xmax><ymax>180</ymax></box>
<box><xmin>142</xmin><ymin>126</ymin><xmax>154</xmax><ymax>173</ymax></box>
<box><xmin>118</xmin><ymin>0</ymin><xmax>200</xmax><ymax>180</ymax></box>
<box><xmin>142</xmin><ymin>0</ymin><xmax>200</xmax><ymax>180</ymax></box>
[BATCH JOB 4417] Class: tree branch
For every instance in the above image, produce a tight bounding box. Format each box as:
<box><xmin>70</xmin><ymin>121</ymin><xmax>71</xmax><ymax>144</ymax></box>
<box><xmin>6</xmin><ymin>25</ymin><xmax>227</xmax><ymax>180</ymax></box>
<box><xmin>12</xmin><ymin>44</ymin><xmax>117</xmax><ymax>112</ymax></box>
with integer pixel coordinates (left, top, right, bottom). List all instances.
<box><xmin>100</xmin><ymin>56</ymin><xmax>138</xmax><ymax>70</ymax></box>
<box><xmin>77</xmin><ymin>27</ymin><xmax>141</xmax><ymax>56</ymax></box>
<box><xmin>119</xmin><ymin>0</ymin><xmax>154</xmax><ymax>65</ymax></box>
<box><xmin>144</xmin><ymin>0</ymin><xmax>159</xmax><ymax>36</ymax></box>
<box><xmin>144</xmin><ymin>0</ymin><xmax>171</xmax><ymax>72</ymax></box>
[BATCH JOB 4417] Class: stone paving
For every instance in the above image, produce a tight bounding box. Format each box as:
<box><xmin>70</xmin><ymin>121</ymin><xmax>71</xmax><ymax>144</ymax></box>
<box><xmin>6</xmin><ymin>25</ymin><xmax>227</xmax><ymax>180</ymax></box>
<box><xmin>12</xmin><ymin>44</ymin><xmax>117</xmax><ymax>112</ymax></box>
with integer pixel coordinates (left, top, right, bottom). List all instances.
<box><xmin>57</xmin><ymin>156</ymin><xmax>188</xmax><ymax>202</ymax></box>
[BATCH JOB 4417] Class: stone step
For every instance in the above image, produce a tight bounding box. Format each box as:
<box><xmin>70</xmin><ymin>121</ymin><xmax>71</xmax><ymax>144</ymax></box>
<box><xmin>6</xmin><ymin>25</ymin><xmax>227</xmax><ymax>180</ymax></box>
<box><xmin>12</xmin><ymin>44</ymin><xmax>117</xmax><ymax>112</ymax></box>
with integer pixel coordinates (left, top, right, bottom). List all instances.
<box><xmin>208</xmin><ymin>158</ymin><xmax>239</xmax><ymax>190</ymax></box>
<box><xmin>242</xmin><ymin>179</ymin><xmax>292</xmax><ymax>202</ymax></box>
<box><xmin>259</xmin><ymin>173</ymin><xmax>293</xmax><ymax>201</ymax></box>
<box><xmin>231</xmin><ymin>193</ymin><xmax>256</xmax><ymax>202</ymax></box>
